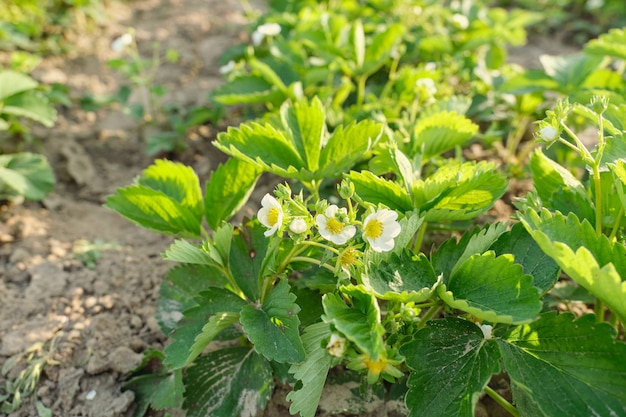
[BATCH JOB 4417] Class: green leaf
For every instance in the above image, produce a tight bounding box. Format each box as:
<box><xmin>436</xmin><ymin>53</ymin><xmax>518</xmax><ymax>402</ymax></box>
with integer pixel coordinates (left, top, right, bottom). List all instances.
<box><xmin>240</xmin><ymin>279</ymin><xmax>305</xmax><ymax>363</ymax></box>
<box><xmin>281</xmin><ymin>97</ymin><xmax>325</xmax><ymax>172</ymax></box>
<box><xmin>413</xmin><ymin>161</ymin><xmax>508</xmax><ymax>222</ymax></box>
<box><xmin>498</xmin><ymin>312</ymin><xmax>626</xmax><ymax>416</ymax></box>
<box><xmin>438</xmin><ymin>252</ymin><xmax>542</xmax><ymax>324</ymax></box>
<box><xmin>490</xmin><ymin>222</ymin><xmax>560</xmax><ymax>294</ymax></box>
<box><xmin>498</xmin><ymin>69</ymin><xmax>560</xmax><ymax>95</ymax></box>
<box><xmin>362</xmin><ymin>23</ymin><xmax>405</xmax><ymax>75</ymax></box>
<box><xmin>229</xmin><ymin>220</ymin><xmax>269</xmax><ymax>302</ymax></box>
<box><xmin>585</xmin><ymin>27</ymin><xmax>626</xmax><ymax>61</ymax></box>
<box><xmin>317</xmin><ymin>120</ymin><xmax>383</xmax><ymax>179</ymax></box>
<box><xmin>400</xmin><ymin>318</ymin><xmax>501</xmax><ymax>417</ymax></box>
<box><xmin>411</xmin><ymin>111</ymin><xmax>478</xmax><ymax>160</ymax></box>
<box><xmin>162</xmin><ymin>239</ymin><xmax>214</xmax><ymax>265</ymax></box>
<box><xmin>2</xmin><ymin>91</ymin><xmax>56</xmax><ymax>127</ymax></box>
<box><xmin>347</xmin><ymin>170</ymin><xmax>413</xmax><ymax>212</ymax></box>
<box><xmin>0</xmin><ymin>70</ymin><xmax>38</xmax><ymax>101</ymax></box>
<box><xmin>163</xmin><ymin>288</ymin><xmax>247</xmax><ymax>369</ymax></box>
<box><xmin>431</xmin><ymin>223</ymin><xmax>508</xmax><ymax>279</ymax></box>
<box><xmin>352</xmin><ymin>20</ymin><xmax>365</xmax><ymax>69</ymax></box>
<box><xmin>286</xmin><ymin>322</ymin><xmax>332</xmax><ymax>417</ymax></box>
<box><xmin>204</xmin><ymin>157</ymin><xmax>262</xmax><ymax>230</ymax></box>
<box><xmin>215</xmin><ymin>122</ymin><xmax>305</xmax><ymax>178</ymax></box>
<box><xmin>183</xmin><ymin>347</ymin><xmax>273</xmax><ymax>417</ymax></box>
<box><xmin>540</xmin><ymin>53</ymin><xmax>604</xmax><ymax>92</ymax></box>
<box><xmin>362</xmin><ymin>251</ymin><xmax>438</xmax><ymax>303</ymax></box>
<box><xmin>529</xmin><ymin>149</ymin><xmax>594</xmax><ymax>223</ymax></box>
<box><xmin>211</xmin><ymin>75</ymin><xmax>286</xmax><ymax>105</ymax></box>
<box><xmin>322</xmin><ymin>285</ymin><xmax>384</xmax><ymax>359</ymax></box>
<box><xmin>125</xmin><ymin>368</ymin><xmax>184</xmax><ymax>416</ymax></box>
<box><xmin>519</xmin><ymin>209</ymin><xmax>626</xmax><ymax>323</ymax></box>
<box><xmin>0</xmin><ymin>152</ymin><xmax>55</xmax><ymax>201</ymax></box>
<box><xmin>157</xmin><ymin>264</ymin><xmax>227</xmax><ymax>334</ymax></box>
<box><xmin>105</xmin><ymin>160</ymin><xmax>204</xmax><ymax>238</ymax></box>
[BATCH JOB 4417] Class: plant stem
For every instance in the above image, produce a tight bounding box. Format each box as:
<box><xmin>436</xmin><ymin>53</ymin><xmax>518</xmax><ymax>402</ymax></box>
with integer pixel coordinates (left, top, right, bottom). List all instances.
<box><xmin>290</xmin><ymin>256</ymin><xmax>335</xmax><ymax>272</ymax></box>
<box><xmin>417</xmin><ymin>304</ymin><xmax>441</xmax><ymax>329</ymax></box>
<box><xmin>356</xmin><ymin>75</ymin><xmax>367</xmax><ymax>106</ymax></box>
<box><xmin>592</xmin><ymin>164</ymin><xmax>603</xmax><ymax>236</ymax></box>
<box><xmin>608</xmin><ymin>205</ymin><xmax>624</xmax><ymax>241</ymax></box>
<box><xmin>595</xmin><ymin>299</ymin><xmax>605</xmax><ymax>323</ymax></box>
<box><xmin>413</xmin><ymin>222</ymin><xmax>427</xmax><ymax>253</ymax></box>
<box><xmin>301</xmin><ymin>240</ymin><xmax>341</xmax><ymax>255</ymax></box>
<box><xmin>484</xmin><ymin>386</ymin><xmax>520</xmax><ymax>417</ymax></box>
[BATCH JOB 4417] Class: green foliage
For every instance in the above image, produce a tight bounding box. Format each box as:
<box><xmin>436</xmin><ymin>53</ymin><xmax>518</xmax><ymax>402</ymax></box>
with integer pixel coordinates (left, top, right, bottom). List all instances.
<box><xmin>0</xmin><ymin>152</ymin><xmax>54</xmax><ymax>201</ymax></box>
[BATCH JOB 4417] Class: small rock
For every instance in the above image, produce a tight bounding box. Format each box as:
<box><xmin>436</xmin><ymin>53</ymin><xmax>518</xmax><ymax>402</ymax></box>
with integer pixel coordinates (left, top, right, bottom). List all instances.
<box><xmin>129</xmin><ymin>315</ymin><xmax>142</xmax><ymax>329</ymax></box>
<box><xmin>86</xmin><ymin>354</ymin><xmax>109</xmax><ymax>375</ymax></box>
<box><xmin>9</xmin><ymin>247</ymin><xmax>31</xmax><ymax>264</ymax></box>
<box><xmin>108</xmin><ymin>346</ymin><xmax>142</xmax><ymax>374</ymax></box>
<box><xmin>61</xmin><ymin>139</ymin><xmax>96</xmax><ymax>186</ymax></box>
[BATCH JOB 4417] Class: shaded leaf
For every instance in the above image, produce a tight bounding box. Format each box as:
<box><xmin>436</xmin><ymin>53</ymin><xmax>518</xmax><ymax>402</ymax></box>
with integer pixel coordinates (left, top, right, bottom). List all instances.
<box><xmin>0</xmin><ymin>152</ymin><xmax>55</xmax><ymax>201</ymax></box>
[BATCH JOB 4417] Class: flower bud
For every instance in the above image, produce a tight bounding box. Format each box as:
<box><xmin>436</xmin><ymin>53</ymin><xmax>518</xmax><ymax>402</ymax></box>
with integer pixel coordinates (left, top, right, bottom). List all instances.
<box><xmin>338</xmin><ymin>179</ymin><xmax>355</xmax><ymax>200</ymax></box>
<box><xmin>538</xmin><ymin>125</ymin><xmax>558</xmax><ymax>142</ymax></box>
<box><xmin>289</xmin><ymin>218</ymin><xmax>307</xmax><ymax>234</ymax></box>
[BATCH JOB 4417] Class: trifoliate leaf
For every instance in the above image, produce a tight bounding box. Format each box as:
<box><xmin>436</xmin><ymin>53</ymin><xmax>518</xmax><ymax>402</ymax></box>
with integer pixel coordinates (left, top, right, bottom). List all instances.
<box><xmin>347</xmin><ymin>170</ymin><xmax>413</xmax><ymax>211</ymax></box>
<box><xmin>362</xmin><ymin>251</ymin><xmax>438</xmax><ymax>303</ymax></box>
<box><xmin>322</xmin><ymin>285</ymin><xmax>385</xmax><ymax>359</ymax></box>
<box><xmin>0</xmin><ymin>152</ymin><xmax>55</xmax><ymax>201</ymax></box>
<box><xmin>240</xmin><ymin>279</ymin><xmax>305</xmax><ymax>363</ymax></box>
<box><xmin>281</xmin><ymin>97</ymin><xmax>325</xmax><ymax>172</ymax></box>
<box><xmin>400</xmin><ymin>318</ymin><xmax>501</xmax><ymax>417</ymax></box>
<box><xmin>411</xmin><ymin>111</ymin><xmax>478</xmax><ymax>160</ymax></box>
<box><xmin>105</xmin><ymin>160</ymin><xmax>203</xmax><ymax>238</ymax></box>
<box><xmin>498</xmin><ymin>312</ymin><xmax>626</xmax><ymax>416</ymax></box>
<box><xmin>438</xmin><ymin>252</ymin><xmax>542</xmax><ymax>324</ymax></box>
<box><xmin>163</xmin><ymin>287</ymin><xmax>247</xmax><ymax>369</ymax></box>
<box><xmin>519</xmin><ymin>209</ymin><xmax>626</xmax><ymax>323</ymax></box>
<box><xmin>183</xmin><ymin>347</ymin><xmax>273</xmax><ymax>417</ymax></box>
<box><xmin>157</xmin><ymin>264</ymin><xmax>228</xmax><ymax>335</ymax></box>
<box><xmin>286</xmin><ymin>322</ymin><xmax>332</xmax><ymax>417</ymax></box>
<box><xmin>413</xmin><ymin>161</ymin><xmax>507</xmax><ymax>222</ymax></box>
<box><xmin>490</xmin><ymin>222</ymin><xmax>560</xmax><ymax>294</ymax></box>
<box><xmin>204</xmin><ymin>157</ymin><xmax>262</xmax><ymax>230</ymax></box>
<box><xmin>317</xmin><ymin>120</ymin><xmax>383</xmax><ymax>179</ymax></box>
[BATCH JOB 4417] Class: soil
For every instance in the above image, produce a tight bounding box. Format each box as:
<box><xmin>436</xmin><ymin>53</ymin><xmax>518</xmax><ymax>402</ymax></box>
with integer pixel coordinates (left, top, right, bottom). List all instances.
<box><xmin>0</xmin><ymin>2</ymin><xmax>570</xmax><ymax>417</ymax></box>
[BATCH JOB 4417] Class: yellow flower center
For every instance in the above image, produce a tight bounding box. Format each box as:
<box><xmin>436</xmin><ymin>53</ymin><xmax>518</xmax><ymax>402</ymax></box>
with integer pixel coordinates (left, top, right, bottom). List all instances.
<box><xmin>326</xmin><ymin>217</ymin><xmax>344</xmax><ymax>234</ymax></box>
<box><xmin>365</xmin><ymin>355</ymin><xmax>387</xmax><ymax>375</ymax></box>
<box><xmin>339</xmin><ymin>247</ymin><xmax>357</xmax><ymax>266</ymax></box>
<box><xmin>364</xmin><ymin>219</ymin><xmax>383</xmax><ymax>239</ymax></box>
<box><xmin>267</xmin><ymin>207</ymin><xmax>280</xmax><ymax>226</ymax></box>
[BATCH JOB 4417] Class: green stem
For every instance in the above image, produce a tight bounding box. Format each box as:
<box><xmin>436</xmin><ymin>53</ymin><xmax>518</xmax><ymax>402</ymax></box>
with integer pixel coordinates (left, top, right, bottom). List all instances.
<box><xmin>290</xmin><ymin>256</ymin><xmax>335</xmax><ymax>272</ymax></box>
<box><xmin>417</xmin><ymin>304</ymin><xmax>441</xmax><ymax>329</ymax></box>
<box><xmin>559</xmin><ymin>121</ymin><xmax>594</xmax><ymax>163</ymax></box>
<box><xmin>301</xmin><ymin>240</ymin><xmax>341</xmax><ymax>255</ymax></box>
<box><xmin>592</xmin><ymin>164</ymin><xmax>603</xmax><ymax>236</ymax></box>
<box><xmin>608</xmin><ymin>205</ymin><xmax>624</xmax><ymax>241</ymax></box>
<box><xmin>413</xmin><ymin>222</ymin><xmax>427</xmax><ymax>253</ymax></box>
<box><xmin>356</xmin><ymin>75</ymin><xmax>367</xmax><ymax>106</ymax></box>
<box><xmin>595</xmin><ymin>299</ymin><xmax>605</xmax><ymax>323</ymax></box>
<box><xmin>484</xmin><ymin>386</ymin><xmax>520</xmax><ymax>417</ymax></box>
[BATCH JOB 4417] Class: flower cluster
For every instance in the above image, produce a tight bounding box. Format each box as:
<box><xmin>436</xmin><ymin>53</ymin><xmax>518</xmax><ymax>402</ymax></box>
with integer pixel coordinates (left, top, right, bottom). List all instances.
<box><xmin>256</xmin><ymin>189</ymin><xmax>402</xmax><ymax>253</ymax></box>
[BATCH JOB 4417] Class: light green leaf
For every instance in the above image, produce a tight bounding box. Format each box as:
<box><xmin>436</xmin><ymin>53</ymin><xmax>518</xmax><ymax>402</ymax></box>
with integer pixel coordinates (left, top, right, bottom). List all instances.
<box><xmin>240</xmin><ymin>279</ymin><xmax>305</xmax><ymax>363</ymax></box>
<box><xmin>490</xmin><ymin>222</ymin><xmax>560</xmax><ymax>294</ymax></box>
<box><xmin>249</xmin><ymin>58</ymin><xmax>289</xmax><ymax>91</ymax></box>
<box><xmin>413</xmin><ymin>161</ymin><xmax>508</xmax><ymax>222</ymax></box>
<box><xmin>540</xmin><ymin>53</ymin><xmax>605</xmax><ymax>91</ymax></box>
<box><xmin>322</xmin><ymin>285</ymin><xmax>384</xmax><ymax>359</ymax></box>
<box><xmin>189</xmin><ymin>312</ymin><xmax>241</xmax><ymax>363</ymax></box>
<box><xmin>0</xmin><ymin>70</ymin><xmax>38</xmax><ymax>101</ymax></box>
<box><xmin>400</xmin><ymin>318</ymin><xmax>501</xmax><ymax>417</ymax></box>
<box><xmin>163</xmin><ymin>288</ymin><xmax>247</xmax><ymax>369</ymax></box>
<box><xmin>287</xmin><ymin>322</ymin><xmax>332</xmax><ymax>417</ymax></box>
<box><xmin>362</xmin><ymin>251</ymin><xmax>438</xmax><ymax>303</ymax></box>
<box><xmin>411</xmin><ymin>111</ymin><xmax>478</xmax><ymax>160</ymax></box>
<box><xmin>204</xmin><ymin>157</ymin><xmax>262</xmax><ymax>230</ymax></box>
<box><xmin>498</xmin><ymin>312</ymin><xmax>626</xmax><ymax>416</ymax></box>
<box><xmin>347</xmin><ymin>170</ymin><xmax>413</xmax><ymax>212</ymax></box>
<box><xmin>585</xmin><ymin>27</ymin><xmax>626</xmax><ymax>61</ymax></box>
<box><xmin>362</xmin><ymin>23</ymin><xmax>405</xmax><ymax>75</ymax></box>
<box><xmin>352</xmin><ymin>20</ymin><xmax>365</xmax><ymax>69</ymax></box>
<box><xmin>183</xmin><ymin>347</ymin><xmax>273</xmax><ymax>417</ymax></box>
<box><xmin>438</xmin><ymin>252</ymin><xmax>542</xmax><ymax>324</ymax></box>
<box><xmin>529</xmin><ymin>149</ymin><xmax>594</xmax><ymax>223</ymax></box>
<box><xmin>317</xmin><ymin>120</ymin><xmax>383</xmax><ymax>179</ymax></box>
<box><xmin>157</xmin><ymin>264</ymin><xmax>227</xmax><ymax>335</ymax></box>
<box><xmin>2</xmin><ymin>91</ymin><xmax>56</xmax><ymax>127</ymax></box>
<box><xmin>211</xmin><ymin>75</ymin><xmax>286</xmax><ymax>105</ymax></box>
<box><xmin>215</xmin><ymin>122</ymin><xmax>305</xmax><ymax>178</ymax></box>
<box><xmin>519</xmin><ymin>209</ymin><xmax>626</xmax><ymax>323</ymax></box>
<box><xmin>281</xmin><ymin>97</ymin><xmax>325</xmax><ymax>172</ymax></box>
<box><xmin>0</xmin><ymin>152</ymin><xmax>55</xmax><ymax>201</ymax></box>
<box><xmin>162</xmin><ymin>239</ymin><xmax>214</xmax><ymax>265</ymax></box>
<box><xmin>105</xmin><ymin>160</ymin><xmax>204</xmax><ymax>238</ymax></box>
<box><xmin>498</xmin><ymin>69</ymin><xmax>560</xmax><ymax>95</ymax></box>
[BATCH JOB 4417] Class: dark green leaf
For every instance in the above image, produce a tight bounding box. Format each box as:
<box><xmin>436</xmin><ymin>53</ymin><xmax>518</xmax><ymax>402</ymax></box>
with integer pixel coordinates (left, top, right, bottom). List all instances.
<box><xmin>281</xmin><ymin>97</ymin><xmax>325</xmax><ymax>172</ymax></box>
<box><xmin>347</xmin><ymin>170</ymin><xmax>413</xmax><ymax>212</ymax></box>
<box><xmin>2</xmin><ymin>91</ymin><xmax>56</xmax><ymax>127</ymax></box>
<box><xmin>499</xmin><ymin>312</ymin><xmax>626</xmax><ymax>416</ymax></box>
<box><xmin>240</xmin><ymin>279</ymin><xmax>305</xmax><ymax>363</ymax></box>
<box><xmin>125</xmin><ymin>369</ymin><xmax>184</xmax><ymax>415</ymax></box>
<box><xmin>0</xmin><ymin>152</ymin><xmax>55</xmax><ymax>201</ymax></box>
<box><xmin>400</xmin><ymin>318</ymin><xmax>500</xmax><ymax>417</ymax></box>
<box><xmin>229</xmin><ymin>220</ymin><xmax>270</xmax><ymax>302</ymax></box>
<box><xmin>183</xmin><ymin>347</ymin><xmax>273</xmax><ymax>417</ymax></box>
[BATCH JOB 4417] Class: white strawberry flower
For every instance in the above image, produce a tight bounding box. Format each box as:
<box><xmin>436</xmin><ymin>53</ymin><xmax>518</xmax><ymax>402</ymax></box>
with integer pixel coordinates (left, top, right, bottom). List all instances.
<box><xmin>289</xmin><ymin>218</ymin><xmax>307</xmax><ymax>234</ymax></box>
<box><xmin>257</xmin><ymin>194</ymin><xmax>284</xmax><ymax>236</ymax></box>
<box><xmin>362</xmin><ymin>209</ymin><xmax>401</xmax><ymax>252</ymax></box>
<box><xmin>316</xmin><ymin>205</ymin><xmax>356</xmax><ymax>245</ymax></box>
<box><xmin>251</xmin><ymin>22</ymin><xmax>281</xmax><ymax>46</ymax></box>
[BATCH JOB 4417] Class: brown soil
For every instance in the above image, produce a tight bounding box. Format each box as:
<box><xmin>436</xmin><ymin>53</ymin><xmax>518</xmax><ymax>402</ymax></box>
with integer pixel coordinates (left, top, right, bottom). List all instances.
<box><xmin>0</xmin><ymin>2</ymin><xmax>568</xmax><ymax>417</ymax></box>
